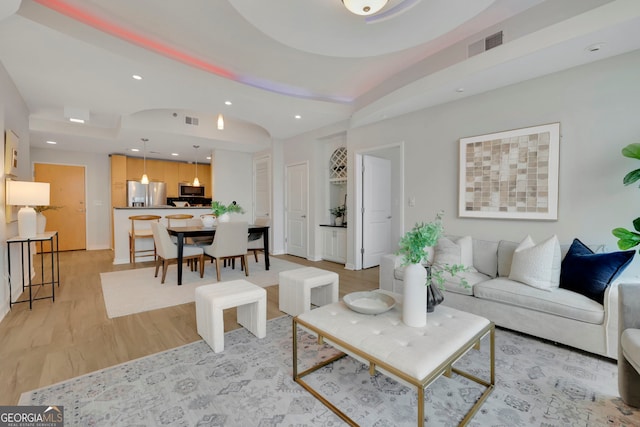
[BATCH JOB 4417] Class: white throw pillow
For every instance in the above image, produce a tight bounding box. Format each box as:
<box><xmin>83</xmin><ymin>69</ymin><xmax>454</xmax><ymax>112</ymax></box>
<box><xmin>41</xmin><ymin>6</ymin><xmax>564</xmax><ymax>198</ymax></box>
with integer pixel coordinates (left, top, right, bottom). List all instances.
<box><xmin>508</xmin><ymin>234</ymin><xmax>561</xmax><ymax>290</ymax></box>
<box><xmin>434</xmin><ymin>236</ymin><xmax>476</xmax><ymax>271</ymax></box>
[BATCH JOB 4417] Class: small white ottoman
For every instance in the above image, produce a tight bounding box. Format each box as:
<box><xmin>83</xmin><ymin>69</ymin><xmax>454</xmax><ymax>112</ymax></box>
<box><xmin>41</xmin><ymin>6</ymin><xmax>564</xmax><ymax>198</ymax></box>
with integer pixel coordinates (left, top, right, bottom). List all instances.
<box><xmin>195</xmin><ymin>279</ymin><xmax>266</xmax><ymax>353</ymax></box>
<box><xmin>279</xmin><ymin>267</ymin><xmax>339</xmax><ymax>316</ymax></box>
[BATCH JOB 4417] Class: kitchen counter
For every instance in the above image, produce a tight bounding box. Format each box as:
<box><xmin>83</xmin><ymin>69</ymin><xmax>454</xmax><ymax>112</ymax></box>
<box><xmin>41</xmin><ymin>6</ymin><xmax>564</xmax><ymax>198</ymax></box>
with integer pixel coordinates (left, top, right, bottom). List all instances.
<box><xmin>112</xmin><ymin>207</ymin><xmax>211</xmax><ymax>264</ymax></box>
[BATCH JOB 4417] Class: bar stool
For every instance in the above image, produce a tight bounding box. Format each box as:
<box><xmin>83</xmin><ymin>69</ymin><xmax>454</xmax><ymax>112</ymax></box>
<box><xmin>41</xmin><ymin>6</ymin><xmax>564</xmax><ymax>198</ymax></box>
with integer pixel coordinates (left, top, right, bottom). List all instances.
<box><xmin>128</xmin><ymin>215</ymin><xmax>161</xmax><ymax>264</ymax></box>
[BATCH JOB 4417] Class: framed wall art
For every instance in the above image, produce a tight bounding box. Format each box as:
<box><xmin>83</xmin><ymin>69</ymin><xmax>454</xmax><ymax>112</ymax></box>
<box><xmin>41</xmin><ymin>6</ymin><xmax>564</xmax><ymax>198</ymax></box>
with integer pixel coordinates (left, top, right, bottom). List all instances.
<box><xmin>458</xmin><ymin>122</ymin><xmax>560</xmax><ymax>220</ymax></box>
<box><xmin>4</xmin><ymin>129</ymin><xmax>19</xmax><ymax>176</ymax></box>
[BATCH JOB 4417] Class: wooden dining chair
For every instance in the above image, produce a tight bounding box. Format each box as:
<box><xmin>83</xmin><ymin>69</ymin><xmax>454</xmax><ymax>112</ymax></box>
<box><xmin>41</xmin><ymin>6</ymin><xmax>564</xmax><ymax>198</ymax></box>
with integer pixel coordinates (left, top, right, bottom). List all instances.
<box><xmin>247</xmin><ymin>217</ymin><xmax>270</xmax><ymax>262</ymax></box>
<box><xmin>128</xmin><ymin>214</ymin><xmax>161</xmax><ymax>264</ymax></box>
<box><xmin>165</xmin><ymin>213</ymin><xmax>194</xmax><ymax>227</ymax></box>
<box><xmin>202</xmin><ymin>221</ymin><xmax>249</xmax><ymax>281</ymax></box>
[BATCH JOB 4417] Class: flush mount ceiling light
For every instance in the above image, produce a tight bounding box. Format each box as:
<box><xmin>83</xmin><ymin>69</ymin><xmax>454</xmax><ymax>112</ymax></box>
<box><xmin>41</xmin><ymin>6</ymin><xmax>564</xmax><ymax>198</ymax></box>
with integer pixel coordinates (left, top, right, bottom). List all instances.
<box><xmin>342</xmin><ymin>0</ymin><xmax>388</xmax><ymax>16</ymax></box>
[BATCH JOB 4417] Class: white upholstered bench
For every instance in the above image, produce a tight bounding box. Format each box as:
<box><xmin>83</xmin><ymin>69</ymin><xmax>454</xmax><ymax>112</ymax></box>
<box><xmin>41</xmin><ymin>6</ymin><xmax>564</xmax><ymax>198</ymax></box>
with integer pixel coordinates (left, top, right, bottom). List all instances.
<box><xmin>195</xmin><ymin>279</ymin><xmax>266</xmax><ymax>353</ymax></box>
<box><xmin>279</xmin><ymin>267</ymin><xmax>339</xmax><ymax>316</ymax></box>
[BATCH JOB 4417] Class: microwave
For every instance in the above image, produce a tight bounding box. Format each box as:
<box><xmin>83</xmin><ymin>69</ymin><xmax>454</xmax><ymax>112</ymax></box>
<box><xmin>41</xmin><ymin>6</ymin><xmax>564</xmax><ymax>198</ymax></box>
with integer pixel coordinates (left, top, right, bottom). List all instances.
<box><xmin>179</xmin><ymin>183</ymin><xmax>205</xmax><ymax>197</ymax></box>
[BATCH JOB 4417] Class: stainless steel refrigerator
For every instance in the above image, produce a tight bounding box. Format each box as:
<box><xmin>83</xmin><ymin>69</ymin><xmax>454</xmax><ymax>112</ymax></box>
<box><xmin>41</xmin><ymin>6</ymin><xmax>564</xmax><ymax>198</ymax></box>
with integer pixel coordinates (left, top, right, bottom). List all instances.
<box><xmin>127</xmin><ymin>180</ymin><xmax>167</xmax><ymax>207</ymax></box>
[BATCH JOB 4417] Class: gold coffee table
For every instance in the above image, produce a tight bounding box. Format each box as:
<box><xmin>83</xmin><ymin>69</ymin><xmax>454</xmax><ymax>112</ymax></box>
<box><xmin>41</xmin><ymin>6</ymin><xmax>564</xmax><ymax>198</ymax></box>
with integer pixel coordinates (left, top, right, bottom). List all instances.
<box><xmin>292</xmin><ymin>292</ymin><xmax>495</xmax><ymax>426</ymax></box>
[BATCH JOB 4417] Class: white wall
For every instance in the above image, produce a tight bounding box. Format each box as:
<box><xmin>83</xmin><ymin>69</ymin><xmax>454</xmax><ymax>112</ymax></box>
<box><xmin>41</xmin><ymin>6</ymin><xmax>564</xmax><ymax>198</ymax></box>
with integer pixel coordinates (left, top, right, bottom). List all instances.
<box><xmin>347</xmin><ymin>49</ymin><xmax>640</xmax><ymax>276</ymax></box>
<box><xmin>0</xmin><ymin>61</ymin><xmax>33</xmax><ymax>319</ymax></box>
<box><xmin>30</xmin><ymin>147</ymin><xmax>112</xmax><ymax>250</ymax></box>
<box><xmin>212</xmin><ymin>149</ymin><xmax>253</xmax><ymax>222</ymax></box>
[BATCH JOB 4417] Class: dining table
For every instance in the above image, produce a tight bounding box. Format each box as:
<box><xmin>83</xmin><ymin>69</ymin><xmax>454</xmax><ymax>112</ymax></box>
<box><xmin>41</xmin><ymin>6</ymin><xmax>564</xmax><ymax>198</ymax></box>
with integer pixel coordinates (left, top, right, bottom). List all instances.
<box><xmin>167</xmin><ymin>224</ymin><xmax>270</xmax><ymax>286</ymax></box>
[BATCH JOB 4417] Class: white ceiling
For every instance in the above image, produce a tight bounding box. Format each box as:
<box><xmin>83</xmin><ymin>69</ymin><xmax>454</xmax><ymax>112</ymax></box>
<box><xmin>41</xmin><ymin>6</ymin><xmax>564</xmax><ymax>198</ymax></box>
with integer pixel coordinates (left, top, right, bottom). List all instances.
<box><xmin>0</xmin><ymin>0</ymin><xmax>639</xmax><ymax>163</ymax></box>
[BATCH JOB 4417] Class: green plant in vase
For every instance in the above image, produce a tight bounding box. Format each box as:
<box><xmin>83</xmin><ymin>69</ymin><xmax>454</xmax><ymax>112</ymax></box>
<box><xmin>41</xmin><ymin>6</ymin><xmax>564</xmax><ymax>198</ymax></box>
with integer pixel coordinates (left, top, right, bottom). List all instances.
<box><xmin>210</xmin><ymin>201</ymin><xmax>244</xmax><ymax>222</ymax></box>
<box><xmin>612</xmin><ymin>143</ymin><xmax>640</xmax><ymax>251</ymax></box>
<box><xmin>329</xmin><ymin>204</ymin><xmax>346</xmax><ymax>226</ymax></box>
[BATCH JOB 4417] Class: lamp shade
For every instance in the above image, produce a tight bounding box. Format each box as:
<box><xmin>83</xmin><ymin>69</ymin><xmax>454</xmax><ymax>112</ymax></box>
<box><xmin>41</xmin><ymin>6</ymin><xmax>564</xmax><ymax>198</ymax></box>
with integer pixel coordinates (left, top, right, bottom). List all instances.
<box><xmin>7</xmin><ymin>181</ymin><xmax>50</xmax><ymax>206</ymax></box>
<box><xmin>342</xmin><ymin>0</ymin><xmax>387</xmax><ymax>15</ymax></box>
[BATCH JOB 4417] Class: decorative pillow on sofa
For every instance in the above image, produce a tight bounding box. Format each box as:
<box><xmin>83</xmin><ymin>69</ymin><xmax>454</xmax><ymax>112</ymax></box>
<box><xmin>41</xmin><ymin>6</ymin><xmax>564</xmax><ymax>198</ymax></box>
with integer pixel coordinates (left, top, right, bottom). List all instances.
<box><xmin>434</xmin><ymin>236</ymin><xmax>476</xmax><ymax>271</ymax></box>
<box><xmin>560</xmin><ymin>238</ymin><xmax>635</xmax><ymax>304</ymax></box>
<box><xmin>508</xmin><ymin>235</ymin><xmax>561</xmax><ymax>290</ymax></box>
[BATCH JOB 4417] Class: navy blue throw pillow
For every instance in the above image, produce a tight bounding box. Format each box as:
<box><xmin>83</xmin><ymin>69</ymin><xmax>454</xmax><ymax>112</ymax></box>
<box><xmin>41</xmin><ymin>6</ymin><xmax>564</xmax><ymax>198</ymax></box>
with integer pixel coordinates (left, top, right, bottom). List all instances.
<box><xmin>560</xmin><ymin>238</ymin><xmax>635</xmax><ymax>304</ymax></box>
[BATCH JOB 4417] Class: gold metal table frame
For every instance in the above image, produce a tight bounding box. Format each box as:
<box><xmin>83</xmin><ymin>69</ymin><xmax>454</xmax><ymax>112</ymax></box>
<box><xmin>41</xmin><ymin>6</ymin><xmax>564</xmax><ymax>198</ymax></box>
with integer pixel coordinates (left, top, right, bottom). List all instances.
<box><xmin>292</xmin><ymin>313</ymin><xmax>495</xmax><ymax>426</ymax></box>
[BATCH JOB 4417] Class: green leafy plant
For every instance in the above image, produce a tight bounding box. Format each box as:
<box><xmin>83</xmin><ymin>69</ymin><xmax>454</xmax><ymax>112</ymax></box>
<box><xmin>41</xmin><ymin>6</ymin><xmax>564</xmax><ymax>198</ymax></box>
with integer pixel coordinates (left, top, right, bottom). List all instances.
<box><xmin>210</xmin><ymin>201</ymin><xmax>244</xmax><ymax>217</ymax></box>
<box><xmin>34</xmin><ymin>205</ymin><xmax>62</xmax><ymax>213</ymax></box>
<box><xmin>329</xmin><ymin>204</ymin><xmax>346</xmax><ymax>218</ymax></box>
<box><xmin>612</xmin><ymin>143</ymin><xmax>640</xmax><ymax>251</ymax></box>
<box><xmin>396</xmin><ymin>211</ymin><xmax>468</xmax><ymax>288</ymax></box>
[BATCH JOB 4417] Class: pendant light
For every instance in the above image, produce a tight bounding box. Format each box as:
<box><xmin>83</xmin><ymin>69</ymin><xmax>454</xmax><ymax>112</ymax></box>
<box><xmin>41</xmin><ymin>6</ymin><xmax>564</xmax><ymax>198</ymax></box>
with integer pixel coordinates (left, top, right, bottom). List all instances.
<box><xmin>192</xmin><ymin>145</ymin><xmax>200</xmax><ymax>187</ymax></box>
<box><xmin>217</xmin><ymin>114</ymin><xmax>224</xmax><ymax>130</ymax></box>
<box><xmin>140</xmin><ymin>138</ymin><xmax>149</xmax><ymax>184</ymax></box>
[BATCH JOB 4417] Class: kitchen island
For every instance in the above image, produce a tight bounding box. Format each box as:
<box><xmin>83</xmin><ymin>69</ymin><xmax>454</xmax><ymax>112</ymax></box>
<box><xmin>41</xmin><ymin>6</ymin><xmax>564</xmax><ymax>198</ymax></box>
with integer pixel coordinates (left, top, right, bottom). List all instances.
<box><xmin>113</xmin><ymin>206</ymin><xmax>212</xmax><ymax>264</ymax></box>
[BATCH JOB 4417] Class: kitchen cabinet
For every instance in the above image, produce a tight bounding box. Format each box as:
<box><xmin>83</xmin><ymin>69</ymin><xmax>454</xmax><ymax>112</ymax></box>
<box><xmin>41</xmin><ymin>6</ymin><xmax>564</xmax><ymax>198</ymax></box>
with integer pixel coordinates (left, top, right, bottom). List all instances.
<box><xmin>322</xmin><ymin>226</ymin><xmax>346</xmax><ymax>264</ymax></box>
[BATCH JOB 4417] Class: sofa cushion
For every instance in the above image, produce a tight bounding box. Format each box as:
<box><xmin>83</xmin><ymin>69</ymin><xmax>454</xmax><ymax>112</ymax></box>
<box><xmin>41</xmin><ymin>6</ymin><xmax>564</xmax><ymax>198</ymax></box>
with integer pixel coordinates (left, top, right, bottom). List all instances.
<box><xmin>508</xmin><ymin>235</ymin><xmax>561</xmax><ymax>290</ymax></box>
<box><xmin>560</xmin><ymin>238</ymin><xmax>635</xmax><ymax>304</ymax></box>
<box><xmin>433</xmin><ymin>236</ymin><xmax>476</xmax><ymax>271</ymax></box>
<box><xmin>622</xmin><ymin>329</ymin><xmax>640</xmax><ymax>374</ymax></box>
<box><xmin>435</xmin><ymin>270</ymin><xmax>490</xmax><ymax>296</ymax></box>
<box><xmin>472</xmin><ymin>238</ymin><xmax>499</xmax><ymax>278</ymax></box>
<box><xmin>473</xmin><ymin>277</ymin><xmax>605</xmax><ymax>324</ymax></box>
<box><xmin>497</xmin><ymin>240</ymin><xmax>519</xmax><ymax>277</ymax></box>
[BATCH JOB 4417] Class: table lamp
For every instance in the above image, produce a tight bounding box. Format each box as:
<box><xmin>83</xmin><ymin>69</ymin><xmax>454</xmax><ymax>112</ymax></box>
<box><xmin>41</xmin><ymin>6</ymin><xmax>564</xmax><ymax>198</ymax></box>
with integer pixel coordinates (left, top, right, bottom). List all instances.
<box><xmin>7</xmin><ymin>180</ymin><xmax>50</xmax><ymax>238</ymax></box>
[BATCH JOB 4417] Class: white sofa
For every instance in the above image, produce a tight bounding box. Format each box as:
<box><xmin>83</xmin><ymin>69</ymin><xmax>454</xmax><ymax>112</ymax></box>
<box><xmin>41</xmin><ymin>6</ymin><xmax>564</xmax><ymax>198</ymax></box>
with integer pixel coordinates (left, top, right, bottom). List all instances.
<box><xmin>380</xmin><ymin>237</ymin><xmax>635</xmax><ymax>360</ymax></box>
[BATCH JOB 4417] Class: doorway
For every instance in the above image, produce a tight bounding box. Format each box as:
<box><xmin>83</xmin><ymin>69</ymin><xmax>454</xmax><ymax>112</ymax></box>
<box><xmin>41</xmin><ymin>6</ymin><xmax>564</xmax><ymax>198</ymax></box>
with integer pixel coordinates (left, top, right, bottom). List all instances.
<box><xmin>354</xmin><ymin>143</ymin><xmax>404</xmax><ymax>270</ymax></box>
<box><xmin>285</xmin><ymin>162</ymin><xmax>308</xmax><ymax>258</ymax></box>
<box><xmin>34</xmin><ymin>163</ymin><xmax>87</xmax><ymax>251</ymax></box>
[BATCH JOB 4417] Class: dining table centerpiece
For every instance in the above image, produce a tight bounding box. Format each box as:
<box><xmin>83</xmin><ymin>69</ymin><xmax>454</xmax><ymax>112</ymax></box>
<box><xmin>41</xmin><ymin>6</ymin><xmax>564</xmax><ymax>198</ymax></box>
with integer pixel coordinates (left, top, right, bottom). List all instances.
<box><xmin>210</xmin><ymin>200</ymin><xmax>244</xmax><ymax>223</ymax></box>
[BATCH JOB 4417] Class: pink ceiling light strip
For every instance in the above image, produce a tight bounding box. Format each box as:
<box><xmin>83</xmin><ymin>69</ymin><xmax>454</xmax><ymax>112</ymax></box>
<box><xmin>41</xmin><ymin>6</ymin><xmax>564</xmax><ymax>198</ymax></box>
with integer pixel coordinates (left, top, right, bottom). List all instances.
<box><xmin>34</xmin><ymin>0</ymin><xmax>352</xmax><ymax>103</ymax></box>
<box><xmin>34</xmin><ymin>0</ymin><xmax>235</xmax><ymax>79</ymax></box>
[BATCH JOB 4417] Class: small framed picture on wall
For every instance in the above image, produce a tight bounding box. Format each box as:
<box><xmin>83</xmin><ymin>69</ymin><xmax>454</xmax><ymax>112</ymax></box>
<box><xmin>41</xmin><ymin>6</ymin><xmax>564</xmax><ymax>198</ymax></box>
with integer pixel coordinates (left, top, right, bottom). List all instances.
<box><xmin>4</xmin><ymin>129</ymin><xmax>19</xmax><ymax>176</ymax></box>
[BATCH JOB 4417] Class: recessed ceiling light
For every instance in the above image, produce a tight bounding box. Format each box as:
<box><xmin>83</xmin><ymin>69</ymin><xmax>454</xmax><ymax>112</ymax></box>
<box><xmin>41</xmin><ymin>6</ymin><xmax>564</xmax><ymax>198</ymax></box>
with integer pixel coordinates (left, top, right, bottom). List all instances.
<box><xmin>69</xmin><ymin>118</ymin><xmax>85</xmax><ymax>123</ymax></box>
<box><xmin>456</xmin><ymin>87</ymin><xmax>465</xmax><ymax>93</ymax></box>
<box><xmin>130</xmin><ymin>148</ymin><xmax>140</xmax><ymax>152</ymax></box>
<box><xmin>294</xmin><ymin>115</ymin><xmax>302</xmax><ymax>119</ymax></box>
<box><xmin>224</xmin><ymin>101</ymin><xmax>232</xmax><ymax>106</ymax></box>
<box><xmin>132</xmin><ymin>74</ymin><xmax>143</xmax><ymax>80</ymax></box>
<box><xmin>46</xmin><ymin>140</ymin><xmax>57</xmax><ymax>145</ymax></box>
<box><xmin>171</xmin><ymin>153</ymin><xmax>179</xmax><ymax>156</ymax></box>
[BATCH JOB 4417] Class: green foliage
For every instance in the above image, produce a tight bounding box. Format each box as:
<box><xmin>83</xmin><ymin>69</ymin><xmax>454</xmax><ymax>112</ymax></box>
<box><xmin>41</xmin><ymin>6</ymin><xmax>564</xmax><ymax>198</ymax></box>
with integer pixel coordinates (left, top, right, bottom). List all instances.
<box><xmin>211</xmin><ymin>201</ymin><xmax>244</xmax><ymax>216</ymax></box>
<box><xmin>613</xmin><ymin>142</ymin><xmax>640</xmax><ymax>251</ymax></box>
<box><xmin>397</xmin><ymin>212</ymin><xmax>444</xmax><ymax>265</ymax></box>
<box><xmin>329</xmin><ymin>205</ymin><xmax>346</xmax><ymax>217</ymax></box>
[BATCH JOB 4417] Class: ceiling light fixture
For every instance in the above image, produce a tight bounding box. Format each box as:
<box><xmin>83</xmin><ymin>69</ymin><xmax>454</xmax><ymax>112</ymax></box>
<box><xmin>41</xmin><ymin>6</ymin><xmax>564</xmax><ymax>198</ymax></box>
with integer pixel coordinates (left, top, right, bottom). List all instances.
<box><xmin>141</xmin><ymin>138</ymin><xmax>149</xmax><ymax>184</ymax></box>
<box><xmin>193</xmin><ymin>145</ymin><xmax>200</xmax><ymax>187</ymax></box>
<box><xmin>342</xmin><ymin>0</ymin><xmax>388</xmax><ymax>16</ymax></box>
<box><xmin>217</xmin><ymin>114</ymin><xmax>224</xmax><ymax>130</ymax></box>
<box><xmin>69</xmin><ymin>118</ymin><xmax>85</xmax><ymax>124</ymax></box>
<box><xmin>132</xmin><ymin>74</ymin><xmax>142</xmax><ymax>80</ymax></box>
<box><xmin>46</xmin><ymin>140</ymin><xmax>57</xmax><ymax>145</ymax></box>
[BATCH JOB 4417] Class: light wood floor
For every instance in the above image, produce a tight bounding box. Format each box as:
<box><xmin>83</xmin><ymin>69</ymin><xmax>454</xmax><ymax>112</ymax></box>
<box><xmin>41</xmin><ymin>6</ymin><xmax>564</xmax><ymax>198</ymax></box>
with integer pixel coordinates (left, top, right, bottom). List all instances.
<box><xmin>0</xmin><ymin>250</ymin><xmax>379</xmax><ymax>404</ymax></box>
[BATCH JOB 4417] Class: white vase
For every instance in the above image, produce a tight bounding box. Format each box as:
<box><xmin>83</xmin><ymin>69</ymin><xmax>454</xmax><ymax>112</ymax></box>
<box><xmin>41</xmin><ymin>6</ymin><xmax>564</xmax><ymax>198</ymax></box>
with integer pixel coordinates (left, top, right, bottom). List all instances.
<box><xmin>217</xmin><ymin>212</ymin><xmax>231</xmax><ymax>223</ymax></box>
<box><xmin>402</xmin><ymin>263</ymin><xmax>427</xmax><ymax>327</ymax></box>
<box><xmin>335</xmin><ymin>216</ymin><xmax>343</xmax><ymax>226</ymax></box>
<box><xmin>201</xmin><ymin>215</ymin><xmax>216</xmax><ymax>228</ymax></box>
<box><xmin>36</xmin><ymin>213</ymin><xmax>46</xmax><ymax>234</ymax></box>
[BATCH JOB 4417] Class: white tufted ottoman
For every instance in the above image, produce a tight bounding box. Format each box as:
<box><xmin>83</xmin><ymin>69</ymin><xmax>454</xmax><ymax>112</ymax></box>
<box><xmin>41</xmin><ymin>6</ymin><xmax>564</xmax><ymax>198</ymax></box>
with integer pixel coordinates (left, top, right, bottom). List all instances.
<box><xmin>195</xmin><ymin>279</ymin><xmax>266</xmax><ymax>353</ymax></box>
<box><xmin>279</xmin><ymin>267</ymin><xmax>339</xmax><ymax>316</ymax></box>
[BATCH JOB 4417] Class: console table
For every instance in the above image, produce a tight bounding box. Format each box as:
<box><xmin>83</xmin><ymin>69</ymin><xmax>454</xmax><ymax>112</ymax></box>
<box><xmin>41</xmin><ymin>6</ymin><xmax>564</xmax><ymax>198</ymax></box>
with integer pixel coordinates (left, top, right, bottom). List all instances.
<box><xmin>292</xmin><ymin>293</ymin><xmax>495</xmax><ymax>426</ymax></box>
<box><xmin>7</xmin><ymin>231</ymin><xmax>60</xmax><ymax>310</ymax></box>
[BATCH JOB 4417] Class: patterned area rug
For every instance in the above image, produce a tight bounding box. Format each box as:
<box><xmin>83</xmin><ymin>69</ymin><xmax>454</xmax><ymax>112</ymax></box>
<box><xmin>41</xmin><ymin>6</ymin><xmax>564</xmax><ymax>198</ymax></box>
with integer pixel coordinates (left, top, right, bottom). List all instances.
<box><xmin>20</xmin><ymin>315</ymin><xmax>640</xmax><ymax>426</ymax></box>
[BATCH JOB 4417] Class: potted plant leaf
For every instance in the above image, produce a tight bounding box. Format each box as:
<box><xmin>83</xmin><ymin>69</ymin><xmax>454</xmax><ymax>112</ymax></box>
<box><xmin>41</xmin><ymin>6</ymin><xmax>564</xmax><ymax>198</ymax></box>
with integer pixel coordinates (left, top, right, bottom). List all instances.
<box><xmin>612</xmin><ymin>143</ymin><xmax>640</xmax><ymax>251</ymax></box>
<box><xmin>210</xmin><ymin>201</ymin><xmax>244</xmax><ymax>223</ymax></box>
<box><xmin>329</xmin><ymin>204</ymin><xmax>346</xmax><ymax>226</ymax></box>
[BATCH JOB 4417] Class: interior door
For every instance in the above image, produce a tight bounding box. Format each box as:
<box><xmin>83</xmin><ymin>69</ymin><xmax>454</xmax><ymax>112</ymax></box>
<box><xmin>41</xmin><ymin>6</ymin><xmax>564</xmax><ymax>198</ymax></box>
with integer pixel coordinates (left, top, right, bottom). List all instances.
<box><xmin>34</xmin><ymin>163</ymin><xmax>86</xmax><ymax>251</ymax></box>
<box><xmin>362</xmin><ymin>155</ymin><xmax>391</xmax><ymax>268</ymax></box>
<box><xmin>286</xmin><ymin>162</ymin><xmax>308</xmax><ymax>258</ymax></box>
<box><xmin>253</xmin><ymin>156</ymin><xmax>271</xmax><ymax>222</ymax></box>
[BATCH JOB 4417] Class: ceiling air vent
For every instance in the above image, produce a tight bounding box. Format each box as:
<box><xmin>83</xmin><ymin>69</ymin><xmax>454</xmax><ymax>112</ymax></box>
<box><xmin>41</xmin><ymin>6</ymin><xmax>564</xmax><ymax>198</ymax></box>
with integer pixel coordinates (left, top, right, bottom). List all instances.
<box><xmin>185</xmin><ymin>116</ymin><xmax>199</xmax><ymax>126</ymax></box>
<box><xmin>468</xmin><ymin>31</ymin><xmax>503</xmax><ymax>57</ymax></box>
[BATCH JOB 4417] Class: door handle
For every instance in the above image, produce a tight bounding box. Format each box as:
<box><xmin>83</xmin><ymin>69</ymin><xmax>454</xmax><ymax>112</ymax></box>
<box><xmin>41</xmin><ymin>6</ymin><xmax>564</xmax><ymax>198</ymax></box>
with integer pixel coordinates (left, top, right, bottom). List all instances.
<box><xmin>387</xmin><ymin>216</ymin><xmax>392</xmax><ymax>219</ymax></box>
<box><xmin>301</xmin><ymin>215</ymin><xmax>306</xmax><ymax>218</ymax></box>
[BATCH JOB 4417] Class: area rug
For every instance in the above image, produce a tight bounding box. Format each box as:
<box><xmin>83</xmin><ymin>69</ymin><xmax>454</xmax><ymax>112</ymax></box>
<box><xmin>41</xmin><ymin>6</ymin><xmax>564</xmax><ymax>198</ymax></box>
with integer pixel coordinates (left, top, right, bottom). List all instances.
<box><xmin>100</xmin><ymin>257</ymin><xmax>304</xmax><ymax>318</ymax></box>
<box><xmin>19</xmin><ymin>315</ymin><xmax>640</xmax><ymax>426</ymax></box>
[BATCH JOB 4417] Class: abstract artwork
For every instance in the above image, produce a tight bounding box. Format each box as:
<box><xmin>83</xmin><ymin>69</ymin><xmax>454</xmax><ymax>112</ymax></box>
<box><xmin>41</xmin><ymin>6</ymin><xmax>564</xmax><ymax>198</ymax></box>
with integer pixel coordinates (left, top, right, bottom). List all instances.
<box><xmin>459</xmin><ymin>123</ymin><xmax>560</xmax><ymax>220</ymax></box>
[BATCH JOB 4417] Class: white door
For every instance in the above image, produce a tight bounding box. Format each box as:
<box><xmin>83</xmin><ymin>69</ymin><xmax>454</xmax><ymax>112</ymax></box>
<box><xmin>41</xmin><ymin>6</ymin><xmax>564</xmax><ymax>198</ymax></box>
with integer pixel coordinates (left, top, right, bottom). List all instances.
<box><xmin>286</xmin><ymin>163</ymin><xmax>308</xmax><ymax>258</ymax></box>
<box><xmin>362</xmin><ymin>155</ymin><xmax>391</xmax><ymax>268</ymax></box>
<box><xmin>253</xmin><ymin>156</ymin><xmax>271</xmax><ymax>222</ymax></box>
